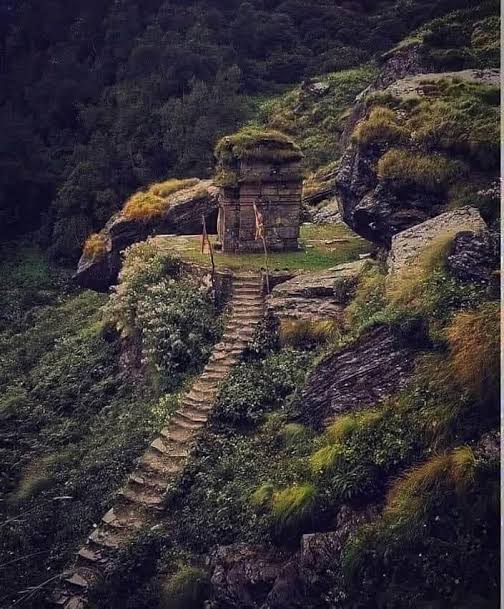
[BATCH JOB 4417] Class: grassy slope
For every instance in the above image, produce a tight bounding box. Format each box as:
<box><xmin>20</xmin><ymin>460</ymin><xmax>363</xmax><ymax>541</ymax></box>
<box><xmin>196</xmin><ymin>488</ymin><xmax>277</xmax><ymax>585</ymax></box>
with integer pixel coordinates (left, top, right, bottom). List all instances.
<box><xmin>0</xmin><ymin>244</ymin><xmax>181</xmax><ymax>606</ymax></box>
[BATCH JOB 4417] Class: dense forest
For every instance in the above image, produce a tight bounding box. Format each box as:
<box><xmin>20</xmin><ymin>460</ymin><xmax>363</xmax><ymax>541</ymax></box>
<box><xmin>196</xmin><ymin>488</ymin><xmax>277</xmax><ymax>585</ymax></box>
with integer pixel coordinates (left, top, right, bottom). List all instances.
<box><xmin>0</xmin><ymin>0</ymin><xmax>489</xmax><ymax>259</ymax></box>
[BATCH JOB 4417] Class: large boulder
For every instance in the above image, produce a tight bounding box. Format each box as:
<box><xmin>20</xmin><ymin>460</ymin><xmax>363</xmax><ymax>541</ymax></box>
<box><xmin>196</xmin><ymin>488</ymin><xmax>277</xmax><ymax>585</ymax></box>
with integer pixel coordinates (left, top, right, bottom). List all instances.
<box><xmin>267</xmin><ymin>260</ymin><xmax>369</xmax><ymax>321</ymax></box>
<box><xmin>387</xmin><ymin>206</ymin><xmax>487</xmax><ymax>275</ymax></box>
<box><xmin>210</xmin><ymin>505</ymin><xmax>380</xmax><ymax>609</ymax></box>
<box><xmin>210</xmin><ymin>544</ymin><xmax>290</xmax><ymax>609</ymax></box>
<box><xmin>299</xmin><ymin>325</ymin><xmax>418</xmax><ymax>429</ymax></box>
<box><xmin>74</xmin><ymin>180</ymin><xmax>218</xmax><ymax>291</ymax></box>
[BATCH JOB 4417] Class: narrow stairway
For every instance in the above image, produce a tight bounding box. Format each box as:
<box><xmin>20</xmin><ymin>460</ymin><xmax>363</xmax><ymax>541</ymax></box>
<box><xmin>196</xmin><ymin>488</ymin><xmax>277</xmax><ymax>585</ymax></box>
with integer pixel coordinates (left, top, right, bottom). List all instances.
<box><xmin>53</xmin><ymin>272</ymin><xmax>264</xmax><ymax>609</ymax></box>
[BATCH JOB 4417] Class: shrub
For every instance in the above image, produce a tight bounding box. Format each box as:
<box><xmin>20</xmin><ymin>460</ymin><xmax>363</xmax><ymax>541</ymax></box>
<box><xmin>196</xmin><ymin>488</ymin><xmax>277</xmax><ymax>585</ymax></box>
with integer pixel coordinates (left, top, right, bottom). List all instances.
<box><xmin>159</xmin><ymin>565</ymin><xmax>209</xmax><ymax>609</ymax></box>
<box><xmin>446</xmin><ymin>302</ymin><xmax>500</xmax><ymax>399</ymax></box>
<box><xmin>212</xmin><ymin>350</ymin><xmax>311</xmax><ymax>426</ymax></box>
<box><xmin>279</xmin><ymin>319</ymin><xmax>341</xmax><ymax>349</ymax></box>
<box><xmin>271</xmin><ymin>483</ymin><xmax>316</xmax><ymax>530</ymax></box>
<box><xmin>83</xmin><ymin>232</ymin><xmax>107</xmax><ymax>259</ymax></box>
<box><xmin>353</xmin><ymin>106</ymin><xmax>409</xmax><ymax>147</ymax></box>
<box><xmin>136</xmin><ymin>279</ymin><xmax>219</xmax><ymax>388</ymax></box>
<box><xmin>377</xmin><ymin>149</ymin><xmax>467</xmax><ymax>192</ymax></box>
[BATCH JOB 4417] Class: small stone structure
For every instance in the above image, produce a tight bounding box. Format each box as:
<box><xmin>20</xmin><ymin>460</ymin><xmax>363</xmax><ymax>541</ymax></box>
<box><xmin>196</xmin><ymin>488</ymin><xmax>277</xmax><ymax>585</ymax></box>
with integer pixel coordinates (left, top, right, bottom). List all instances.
<box><xmin>215</xmin><ymin>129</ymin><xmax>303</xmax><ymax>253</ymax></box>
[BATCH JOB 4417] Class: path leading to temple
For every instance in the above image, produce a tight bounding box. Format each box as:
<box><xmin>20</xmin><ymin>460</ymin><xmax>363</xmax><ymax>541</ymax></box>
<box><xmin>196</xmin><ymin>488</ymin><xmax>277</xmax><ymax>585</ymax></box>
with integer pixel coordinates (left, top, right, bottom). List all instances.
<box><xmin>53</xmin><ymin>272</ymin><xmax>264</xmax><ymax>609</ymax></box>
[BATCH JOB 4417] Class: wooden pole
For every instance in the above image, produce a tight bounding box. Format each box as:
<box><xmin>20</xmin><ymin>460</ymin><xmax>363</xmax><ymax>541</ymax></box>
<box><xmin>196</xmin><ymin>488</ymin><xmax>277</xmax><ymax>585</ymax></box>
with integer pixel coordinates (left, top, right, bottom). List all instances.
<box><xmin>202</xmin><ymin>215</ymin><xmax>216</xmax><ymax>296</ymax></box>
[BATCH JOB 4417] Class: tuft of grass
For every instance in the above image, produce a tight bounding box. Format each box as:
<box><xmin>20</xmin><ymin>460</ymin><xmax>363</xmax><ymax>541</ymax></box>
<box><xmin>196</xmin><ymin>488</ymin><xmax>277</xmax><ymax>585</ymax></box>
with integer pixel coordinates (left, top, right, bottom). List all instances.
<box><xmin>271</xmin><ymin>483</ymin><xmax>316</xmax><ymax>529</ymax></box>
<box><xmin>353</xmin><ymin>106</ymin><xmax>409</xmax><ymax>147</ymax></box>
<box><xmin>83</xmin><ymin>232</ymin><xmax>107</xmax><ymax>259</ymax></box>
<box><xmin>386</xmin><ymin>232</ymin><xmax>456</xmax><ymax>307</ymax></box>
<box><xmin>250</xmin><ymin>482</ymin><xmax>276</xmax><ymax>509</ymax></box>
<box><xmin>446</xmin><ymin>302</ymin><xmax>500</xmax><ymax>399</ymax></box>
<box><xmin>279</xmin><ymin>319</ymin><xmax>341</xmax><ymax>349</ymax></box>
<box><xmin>8</xmin><ymin>455</ymin><xmax>57</xmax><ymax>505</ymax></box>
<box><xmin>281</xmin><ymin>423</ymin><xmax>308</xmax><ymax>448</ymax></box>
<box><xmin>122</xmin><ymin>179</ymin><xmax>206</xmax><ymax>221</ymax></box>
<box><xmin>309</xmin><ymin>444</ymin><xmax>342</xmax><ymax>475</ymax></box>
<box><xmin>122</xmin><ymin>190</ymin><xmax>167</xmax><ymax>221</ymax></box>
<box><xmin>385</xmin><ymin>446</ymin><xmax>476</xmax><ymax>525</ymax></box>
<box><xmin>148</xmin><ymin>178</ymin><xmax>200</xmax><ymax>198</ymax></box>
<box><xmin>377</xmin><ymin>148</ymin><xmax>467</xmax><ymax>192</ymax></box>
<box><xmin>159</xmin><ymin>565</ymin><xmax>209</xmax><ymax>609</ymax></box>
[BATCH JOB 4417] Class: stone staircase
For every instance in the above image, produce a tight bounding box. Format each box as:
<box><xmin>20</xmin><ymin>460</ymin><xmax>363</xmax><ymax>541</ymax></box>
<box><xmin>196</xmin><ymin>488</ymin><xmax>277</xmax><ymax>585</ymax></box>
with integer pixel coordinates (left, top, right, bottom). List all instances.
<box><xmin>53</xmin><ymin>272</ymin><xmax>264</xmax><ymax>609</ymax></box>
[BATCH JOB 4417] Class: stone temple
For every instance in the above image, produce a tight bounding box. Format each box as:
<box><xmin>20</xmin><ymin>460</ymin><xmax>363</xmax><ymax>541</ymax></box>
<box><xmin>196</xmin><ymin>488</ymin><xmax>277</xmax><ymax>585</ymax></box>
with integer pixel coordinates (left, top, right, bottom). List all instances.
<box><xmin>214</xmin><ymin>129</ymin><xmax>303</xmax><ymax>253</ymax></box>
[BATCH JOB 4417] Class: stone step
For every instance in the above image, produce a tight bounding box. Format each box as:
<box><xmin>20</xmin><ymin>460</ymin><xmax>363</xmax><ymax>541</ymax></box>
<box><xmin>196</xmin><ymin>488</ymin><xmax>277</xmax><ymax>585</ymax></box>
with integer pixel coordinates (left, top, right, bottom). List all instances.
<box><xmin>181</xmin><ymin>394</ymin><xmax>212</xmax><ymax>408</ymax></box>
<box><xmin>76</xmin><ymin>547</ymin><xmax>103</xmax><ymax>566</ymax></box>
<box><xmin>203</xmin><ymin>361</ymin><xmax>231</xmax><ymax>373</ymax></box>
<box><xmin>88</xmin><ymin>526</ymin><xmax>126</xmax><ymax>550</ymax></box>
<box><xmin>139</xmin><ymin>451</ymin><xmax>182</xmax><ymax>477</ymax></box>
<box><xmin>119</xmin><ymin>486</ymin><xmax>164</xmax><ymax>509</ymax></box>
<box><xmin>150</xmin><ymin>436</ymin><xmax>189</xmax><ymax>458</ymax></box>
<box><xmin>199</xmin><ymin>372</ymin><xmax>227</xmax><ymax>383</ymax></box>
<box><xmin>189</xmin><ymin>382</ymin><xmax>219</xmax><ymax>396</ymax></box>
<box><xmin>64</xmin><ymin>567</ymin><xmax>99</xmax><ymax>591</ymax></box>
<box><xmin>101</xmin><ymin>503</ymin><xmax>147</xmax><ymax>530</ymax></box>
<box><xmin>128</xmin><ymin>472</ymin><xmax>168</xmax><ymax>494</ymax></box>
<box><xmin>64</xmin><ymin>597</ymin><xmax>86</xmax><ymax>609</ymax></box>
<box><xmin>175</xmin><ymin>409</ymin><xmax>207</xmax><ymax>425</ymax></box>
<box><xmin>171</xmin><ymin>412</ymin><xmax>206</xmax><ymax>429</ymax></box>
<box><xmin>184</xmin><ymin>391</ymin><xmax>212</xmax><ymax>405</ymax></box>
<box><xmin>159</xmin><ymin>425</ymin><xmax>193</xmax><ymax>444</ymax></box>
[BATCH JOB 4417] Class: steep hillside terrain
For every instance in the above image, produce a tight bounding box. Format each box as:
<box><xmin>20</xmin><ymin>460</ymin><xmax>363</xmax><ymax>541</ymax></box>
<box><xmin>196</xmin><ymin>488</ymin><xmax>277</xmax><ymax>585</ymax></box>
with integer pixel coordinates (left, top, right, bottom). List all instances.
<box><xmin>0</xmin><ymin>2</ymin><xmax>500</xmax><ymax>609</ymax></box>
<box><xmin>0</xmin><ymin>0</ymin><xmax>493</xmax><ymax>259</ymax></box>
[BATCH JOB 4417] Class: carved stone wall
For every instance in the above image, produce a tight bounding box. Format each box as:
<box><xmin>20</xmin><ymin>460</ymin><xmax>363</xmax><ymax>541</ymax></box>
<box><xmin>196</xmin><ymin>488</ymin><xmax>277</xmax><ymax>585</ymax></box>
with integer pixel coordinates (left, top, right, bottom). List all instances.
<box><xmin>218</xmin><ymin>160</ymin><xmax>302</xmax><ymax>253</ymax></box>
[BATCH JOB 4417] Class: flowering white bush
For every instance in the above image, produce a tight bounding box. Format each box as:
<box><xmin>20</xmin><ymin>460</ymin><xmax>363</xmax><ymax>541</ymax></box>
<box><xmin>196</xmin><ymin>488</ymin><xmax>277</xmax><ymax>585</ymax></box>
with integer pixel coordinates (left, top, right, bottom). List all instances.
<box><xmin>106</xmin><ymin>240</ymin><xmax>220</xmax><ymax>388</ymax></box>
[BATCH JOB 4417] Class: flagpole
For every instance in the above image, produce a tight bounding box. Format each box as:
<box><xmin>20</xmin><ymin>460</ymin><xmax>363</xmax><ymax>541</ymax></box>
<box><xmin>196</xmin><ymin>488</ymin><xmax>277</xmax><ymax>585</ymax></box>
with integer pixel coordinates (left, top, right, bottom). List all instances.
<box><xmin>201</xmin><ymin>214</ymin><xmax>215</xmax><ymax>297</ymax></box>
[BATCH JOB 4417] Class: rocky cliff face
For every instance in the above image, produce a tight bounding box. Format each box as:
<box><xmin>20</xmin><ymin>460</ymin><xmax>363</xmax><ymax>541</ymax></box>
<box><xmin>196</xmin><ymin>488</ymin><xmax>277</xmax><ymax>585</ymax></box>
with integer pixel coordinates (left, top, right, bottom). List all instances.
<box><xmin>335</xmin><ymin>36</ymin><xmax>499</xmax><ymax>246</ymax></box>
<box><xmin>74</xmin><ymin>180</ymin><xmax>218</xmax><ymax>291</ymax></box>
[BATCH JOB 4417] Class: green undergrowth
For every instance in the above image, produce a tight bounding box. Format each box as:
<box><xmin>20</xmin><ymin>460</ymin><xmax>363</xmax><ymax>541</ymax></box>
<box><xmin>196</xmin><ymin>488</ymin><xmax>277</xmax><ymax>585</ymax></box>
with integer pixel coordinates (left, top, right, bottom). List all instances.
<box><xmin>419</xmin><ymin>2</ymin><xmax>500</xmax><ymax>70</ymax></box>
<box><xmin>0</xmin><ymin>241</ymin><xmax>220</xmax><ymax>608</ymax></box>
<box><xmin>255</xmin><ymin>64</ymin><xmax>377</xmax><ymax>175</ymax></box>
<box><xmin>106</xmin><ymin>241</ymin><xmax>222</xmax><ymax>392</ymax></box>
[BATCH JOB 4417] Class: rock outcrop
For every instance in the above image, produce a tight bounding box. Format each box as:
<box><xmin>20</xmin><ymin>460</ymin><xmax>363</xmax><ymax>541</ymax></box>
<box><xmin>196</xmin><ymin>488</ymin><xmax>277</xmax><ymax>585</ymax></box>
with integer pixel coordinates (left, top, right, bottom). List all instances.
<box><xmin>299</xmin><ymin>325</ymin><xmax>418</xmax><ymax>429</ymax></box>
<box><xmin>312</xmin><ymin>198</ymin><xmax>342</xmax><ymax>224</ymax></box>
<box><xmin>447</xmin><ymin>229</ymin><xmax>499</xmax><ymax>287</ymax></box>
<box><xmin>387</xmin><ymin>206</ymin><xmax>487</xmax><ymax>274</ymax></box>
<box><xmin>335</xmin><ymin>43</ymin><xmax>499</xmax><ymax>247</ymax></box>
<box><xmin>267</xmin><ymin>260</ymin><xmax>368</xmax><ymax>321</ymax></box>
<box><xmin>210</xmin><ymin>504</ymin><xmax>379</xmax><ymax>609</ymax></box>
<box><xmin>75</xmin><ymin>180</ymin><xmax>219</xmax><ymax>291</ymax></box>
